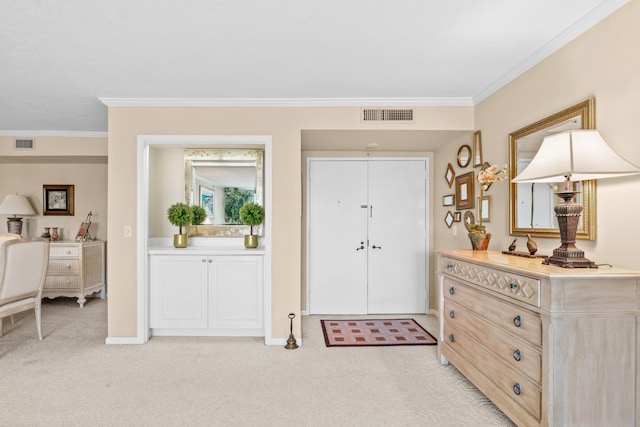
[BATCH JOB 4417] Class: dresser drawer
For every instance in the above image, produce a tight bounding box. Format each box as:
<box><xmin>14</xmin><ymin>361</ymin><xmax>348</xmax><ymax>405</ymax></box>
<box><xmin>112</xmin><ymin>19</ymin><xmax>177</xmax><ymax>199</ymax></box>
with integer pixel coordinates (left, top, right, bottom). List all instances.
<box><xmin>441</xmin><ymin>256</ymin><xmax>540</xmax><ymax>307</ymax></box>
<box><xmin>44</xmin><ymin>275</ymin><xmax>81</xmax><ymax>289</ymax></box>
<box><xmin>444</xmin><ymin>278</ymin><xmax>542</xmax><ymax>347</ymax></box>
<box><xmin>444</xmin><ymin>298</ymin><xmax>542</xmax><ymax>384</ymax></box>
<box><xmin>47</xmin><ymin>259</ymin><xmax>81</xmax><ymax>274</ymax></box>
<box><xmin>443</xmin><ymin>323</ymin><xmax>541</xmax><ymax>421</ymax></box>
<box><xmin>50</xmin><ymin>245</ymin><xmax>80</xmax><ymax>258</ymax></box>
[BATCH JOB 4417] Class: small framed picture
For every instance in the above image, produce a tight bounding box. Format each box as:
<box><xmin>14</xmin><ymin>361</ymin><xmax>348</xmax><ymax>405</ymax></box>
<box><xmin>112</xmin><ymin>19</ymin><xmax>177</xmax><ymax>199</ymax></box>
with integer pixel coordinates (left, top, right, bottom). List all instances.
<box><xmin>478</xmin><ymin>195</ymin><xmax>492</xmax><ymax>223</ymax></box>
<box><xmin>455</xmin><ymin>172</ymin><xmax>475</xmax><ymax>210</ymax></box>
<box><xmin>454</xmin><ymin>212</ymin><xmax>462</xmax><ymax>222</ymax></box>
<box><xmin>43</xmin><ymin>184</ymin><xmax>74</xmax><ymax>216</ymax></box>
<box><xmin>445</xmin><ymin>163</ymin><xmax>455</xmax><ymax>188</ymax></box>
<box><xmin>473</xmin><ymin>131</ymin><xmax>483</xmax><ymax>167</ymax></box>
<box><xmin>442</xmin><ymin>194</ymin><xmax>455</xmax><ymax>206</ymax></box>
<box><xmin>444</xmin><ymin>211</ymin><xmax>455</xmax><ymax>228</ymax></box>
<box><xmin>76</xmin><ymin>222</ymin><xmax>91</xmax><ymax>241</ymax></box>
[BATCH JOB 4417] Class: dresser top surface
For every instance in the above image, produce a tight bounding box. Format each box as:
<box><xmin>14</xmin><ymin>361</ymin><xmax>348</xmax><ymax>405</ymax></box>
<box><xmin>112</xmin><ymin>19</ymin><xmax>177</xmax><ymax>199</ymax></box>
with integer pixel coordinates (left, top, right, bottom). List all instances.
<box><xmin>437</xmin><ymin>249</ymin><xmax>640</xmax><ymax>279</ymax></box>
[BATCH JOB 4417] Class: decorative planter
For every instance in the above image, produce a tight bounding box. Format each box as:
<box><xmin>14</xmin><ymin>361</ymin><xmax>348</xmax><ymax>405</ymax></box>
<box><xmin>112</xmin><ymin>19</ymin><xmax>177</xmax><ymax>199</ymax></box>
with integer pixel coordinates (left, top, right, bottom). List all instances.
<box><xmin>173</xmin><ymin>234</ymin><xmax>188</xmax><ymax>248</ymax></box>
<box><xmin>469</xmin><ymin>231</ymin><xmax>491</xmax><ymax>251</ymax></box>
<box><xmin>244</xmin><ymin>235</ymin><xmax>259</xmax><ymax>248</ymax></box>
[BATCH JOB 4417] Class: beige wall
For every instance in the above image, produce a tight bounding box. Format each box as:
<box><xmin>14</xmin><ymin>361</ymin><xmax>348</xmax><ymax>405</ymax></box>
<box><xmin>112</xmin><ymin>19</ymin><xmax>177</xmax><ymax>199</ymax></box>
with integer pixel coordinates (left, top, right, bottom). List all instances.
<box><xmin>106</xmin><ymin>106</ymin><xmax>474</xmax><ymax>339</ymax></box>
<box><xmin>467</xmin><ymin>0</ymin><xmax>640</xmax><ymax>270</ymax></box>
<box><xmin>104</xmin><ymin>0</ymin><xmax>640</xmax><ymax>340</ymax></box>
<box><xmin>0</xmin><ymin>136</ymin><xmax>108</xmax><ymax>241</ymax></box>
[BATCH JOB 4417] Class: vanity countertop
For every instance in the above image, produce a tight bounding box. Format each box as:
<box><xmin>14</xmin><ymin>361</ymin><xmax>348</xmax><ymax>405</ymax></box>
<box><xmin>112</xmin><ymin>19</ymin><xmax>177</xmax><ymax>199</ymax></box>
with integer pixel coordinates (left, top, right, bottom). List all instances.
<box><xmin>148</xmin><ymin>245</ymin><xmax>266</xmax><ymax>255</ymax></box>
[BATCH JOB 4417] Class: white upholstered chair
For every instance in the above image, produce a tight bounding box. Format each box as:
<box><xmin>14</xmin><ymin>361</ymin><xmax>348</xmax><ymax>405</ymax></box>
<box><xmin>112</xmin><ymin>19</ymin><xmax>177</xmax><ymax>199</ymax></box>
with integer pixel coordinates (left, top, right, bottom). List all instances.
<box><xmin>0</xmin><ymin>233</ymin><xmax>20</xmax><ymax>244</ymax></box>
<box><xmin>0</xmin><ymin>239</ymin><xmax>50</xmax><ymax>340</ymax></box>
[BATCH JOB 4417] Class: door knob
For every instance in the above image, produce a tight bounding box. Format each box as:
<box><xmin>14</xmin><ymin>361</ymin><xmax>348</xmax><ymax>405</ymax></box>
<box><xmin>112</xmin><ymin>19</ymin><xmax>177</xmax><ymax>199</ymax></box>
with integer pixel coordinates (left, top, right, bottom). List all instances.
<box><xmin>372</xmin><ymin>245</ymin><xmax>382</xmax><ymax>249</ymax></box>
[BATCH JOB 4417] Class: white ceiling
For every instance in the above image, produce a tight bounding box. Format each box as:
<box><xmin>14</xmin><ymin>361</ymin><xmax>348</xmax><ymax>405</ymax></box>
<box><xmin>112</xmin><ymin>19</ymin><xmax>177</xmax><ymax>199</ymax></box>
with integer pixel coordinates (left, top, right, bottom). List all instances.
<box><xmin>0</xmin><ymin>0</ymin><xmax>629</xmax><ymax>134</ymax></box>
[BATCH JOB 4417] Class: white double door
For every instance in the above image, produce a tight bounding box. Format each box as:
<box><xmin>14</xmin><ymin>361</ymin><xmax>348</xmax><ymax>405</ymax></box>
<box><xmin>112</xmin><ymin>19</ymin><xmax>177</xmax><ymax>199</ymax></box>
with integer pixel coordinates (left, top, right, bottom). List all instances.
<box><xmin>308</xmin><ymin>159</ymin><xmax>428</xmax><ymax>314</ymax></box>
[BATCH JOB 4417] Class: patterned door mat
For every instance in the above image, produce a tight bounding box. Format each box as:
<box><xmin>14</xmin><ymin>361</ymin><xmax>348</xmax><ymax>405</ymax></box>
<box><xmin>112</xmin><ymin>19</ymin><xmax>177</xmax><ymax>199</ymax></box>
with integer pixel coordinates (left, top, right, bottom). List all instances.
<box><xmin>321</xmin><ymin>318</ymin><xmax>437</xmax><ymax>347</ymax></box>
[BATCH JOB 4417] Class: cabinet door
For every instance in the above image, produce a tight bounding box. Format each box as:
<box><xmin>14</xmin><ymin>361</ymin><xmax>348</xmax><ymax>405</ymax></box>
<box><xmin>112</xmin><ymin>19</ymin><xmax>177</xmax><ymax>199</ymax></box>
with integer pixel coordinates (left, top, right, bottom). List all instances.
<box><xmin>209</xmin><ymin>256</ymin><xmax>263</xmax><ymax>330</ymax></box>
<box><xmin>150</xmin><ymin>255</ymin><xmax>208</xmax><ymax>328</ymax></box>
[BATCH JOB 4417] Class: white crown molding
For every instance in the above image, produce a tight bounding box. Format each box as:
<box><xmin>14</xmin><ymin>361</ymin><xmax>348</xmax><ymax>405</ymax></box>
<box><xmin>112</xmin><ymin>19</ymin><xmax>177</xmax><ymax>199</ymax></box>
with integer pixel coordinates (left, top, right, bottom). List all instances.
<box><xmin>473</xmin><ymin>0</ymin><xmax>630</xmax><ymax>103</ymax></box>
<box><xmin>99</xmin><ymin>97</ymin><xmax>474</xmax><ymax>107</ymax></box>
<box><xmin>0</xmin><ymin>130</ymin><xmax>107</xmax><ymax>138</ymax></box>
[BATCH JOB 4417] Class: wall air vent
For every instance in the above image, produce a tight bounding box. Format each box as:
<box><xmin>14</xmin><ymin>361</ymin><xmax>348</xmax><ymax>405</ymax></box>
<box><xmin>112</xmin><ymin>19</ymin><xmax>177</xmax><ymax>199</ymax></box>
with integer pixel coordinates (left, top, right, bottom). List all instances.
<box><xmin>13</xmin><ymin>138</ymin><xmax>35</xmax><ymax>150</ymax></box>
<box><xmin>362</xmin><ymin>108</ymin><xmax>414</xmax><ymax>122</ymax></box>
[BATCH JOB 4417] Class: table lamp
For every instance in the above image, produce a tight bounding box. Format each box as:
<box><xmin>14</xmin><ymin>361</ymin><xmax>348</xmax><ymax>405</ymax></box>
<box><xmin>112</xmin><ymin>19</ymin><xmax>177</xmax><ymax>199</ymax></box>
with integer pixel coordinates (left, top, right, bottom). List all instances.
<box><xmin>0</xmin><ymin>194</ymin><xmax>36</xmax><ymax>236</ymax></box>
<box><xmin>512</xmin><ymin>129</ymin><xmax>640</xmax><ymax>268</ymax></box>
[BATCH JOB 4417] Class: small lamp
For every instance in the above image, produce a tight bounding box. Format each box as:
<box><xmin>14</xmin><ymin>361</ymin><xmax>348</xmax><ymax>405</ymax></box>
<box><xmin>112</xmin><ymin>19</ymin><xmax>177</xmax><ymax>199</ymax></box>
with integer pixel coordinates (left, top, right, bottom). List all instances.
<box><xmin>0</xmin><ymin>194</ymin><xmax>36</xmax><ymax>236</ymax></box>
<box><xmin>512</xmin><ymin>130</ymin><xmax>640</xmax><ymax>268</ymax></box>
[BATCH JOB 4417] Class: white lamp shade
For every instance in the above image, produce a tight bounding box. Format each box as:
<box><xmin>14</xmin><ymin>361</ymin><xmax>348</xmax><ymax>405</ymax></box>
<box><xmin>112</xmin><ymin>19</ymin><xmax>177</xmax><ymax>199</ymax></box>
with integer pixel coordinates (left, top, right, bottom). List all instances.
<box><xmin>512</xmin><ymin>130</ymin><xmax>640</xmax><ymax>183</ymax></box>
<box><xmin>0</xmin><ymin>194</ymin><xmax>36</xmax><ymax>216</ymax></box>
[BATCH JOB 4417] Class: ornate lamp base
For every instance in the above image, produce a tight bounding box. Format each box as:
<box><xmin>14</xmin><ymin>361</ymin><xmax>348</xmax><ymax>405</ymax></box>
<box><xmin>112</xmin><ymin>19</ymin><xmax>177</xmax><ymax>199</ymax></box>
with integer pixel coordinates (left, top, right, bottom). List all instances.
<box><xmin>6</xmin><ymin>217</ymin><xmax>23</xmax><ymax>236</ymax></box>
<box><xmin>544</xmin><ymin>190</ymin><xmax>597</xmax><ymax>268</ymax></box>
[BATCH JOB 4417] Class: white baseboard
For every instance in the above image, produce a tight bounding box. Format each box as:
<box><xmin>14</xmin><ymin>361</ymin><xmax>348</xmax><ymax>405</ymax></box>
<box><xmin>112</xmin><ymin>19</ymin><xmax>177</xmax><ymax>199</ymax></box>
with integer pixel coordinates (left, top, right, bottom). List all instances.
<box><xmin>105</xmin><ymin>336</ymin><xmax>146</xmax><ymax>345</ymax></box>
<box><xmin>265</xmin><ymin>337</ymin><xmax>303</xmax><ymax>347</ymax></box>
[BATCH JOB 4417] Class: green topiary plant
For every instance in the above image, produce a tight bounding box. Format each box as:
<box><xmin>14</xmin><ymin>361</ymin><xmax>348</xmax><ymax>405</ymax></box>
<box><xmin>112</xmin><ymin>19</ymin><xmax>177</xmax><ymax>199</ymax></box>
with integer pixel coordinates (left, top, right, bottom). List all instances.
<box><xmin>239</xmin><ymin>202</ymin><xmax>265</xmax><ymax>236</ymax></box>
<box><xmin>191</xmin><ymin>205</ymin><xmax>207</xmax><ymax>226</ymax></box>
<box><xmin>167</xmin><ymin>202</ymin><xmax>193</xmax><ymax>235</ymax></box>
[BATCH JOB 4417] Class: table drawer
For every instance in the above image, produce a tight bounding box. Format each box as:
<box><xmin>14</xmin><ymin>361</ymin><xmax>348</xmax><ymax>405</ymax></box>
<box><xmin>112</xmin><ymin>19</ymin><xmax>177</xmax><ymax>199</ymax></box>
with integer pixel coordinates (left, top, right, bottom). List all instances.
<box><xmin>443</xmin><ymin>323</ymin><xmax>541</xmax><ymax>421</ymax></box>
<box><xmin>47</xmin><ymin>259</ymin><xmax>81</xmax><ymax>274</ymax></box>
<box><xmin>44</xmin><ymin>275</ymin><xmax>81</xmax><ymax>289</ymax></box>
<box><xmin>50</xmin><ymin>245</ymin><xmax>80</xmax><ymax>258</ymax></box>
<box><xmin>444</xmin><ymin>298</ymin><xmax>541</xmax><ymax>384</ymax></box>
<box><xmin>444</xmin><ymin>278</ymin><xmax>542</xmax><ymax>347</ymax></box>
<box><xmin>441</xmin><ymin>256</ymin><xmax>540</xmax><ymax>307</ymax></box>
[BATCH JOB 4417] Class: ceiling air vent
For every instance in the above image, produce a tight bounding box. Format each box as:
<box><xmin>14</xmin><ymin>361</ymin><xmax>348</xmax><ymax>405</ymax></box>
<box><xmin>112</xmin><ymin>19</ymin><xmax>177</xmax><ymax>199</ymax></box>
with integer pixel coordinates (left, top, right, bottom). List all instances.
<box><xmin>362</xmin><ymin>108</ymin><xmax>414</xmax><ymax>122</ymax></box>
<box><xmin>13</xmin><ymin>138</ymin><xmax>35</xmax><ymax>150</ymax></box>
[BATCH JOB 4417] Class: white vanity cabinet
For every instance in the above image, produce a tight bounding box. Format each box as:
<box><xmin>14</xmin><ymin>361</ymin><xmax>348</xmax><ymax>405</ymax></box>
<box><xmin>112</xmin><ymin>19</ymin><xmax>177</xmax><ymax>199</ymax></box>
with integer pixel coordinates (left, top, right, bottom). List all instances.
<box><xmin>437</xmin><ymin>249</ymin><xmax>640</xmax><ymax>427</ymax></box>
<box><xmin>149</xmin><ymin>248</ymin><xmax>264</xmax><ymax>336</ymax></box>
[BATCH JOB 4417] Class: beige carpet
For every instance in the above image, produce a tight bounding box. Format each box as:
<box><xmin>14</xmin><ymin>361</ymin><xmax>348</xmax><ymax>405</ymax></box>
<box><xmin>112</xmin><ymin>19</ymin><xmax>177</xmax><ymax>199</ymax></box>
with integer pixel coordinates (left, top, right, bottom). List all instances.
<box><xmin>1</xmin><ymin>297</ymin><xmax>514</xmax><ymax>426</ymax></box>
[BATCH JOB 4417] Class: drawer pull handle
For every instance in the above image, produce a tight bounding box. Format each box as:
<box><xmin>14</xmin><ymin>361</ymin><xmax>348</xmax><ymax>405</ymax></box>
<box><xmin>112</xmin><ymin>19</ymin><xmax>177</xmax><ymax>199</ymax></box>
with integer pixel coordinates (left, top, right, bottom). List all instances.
<box><xmin>510</xmin><ymin>282</ymin><xmax>518</xmax><ymax>291</ymax></box>
<box><xmin>513</xmin><ymin>383</ymin><xmax>521</xmax><ymax>396</ymax></box>
<box><xmin>513</xmin><ymin>315</ymin><xmax>522</xmax><ymax>328</ymax></box>
<box><xmin>446</xmin><ymin>263</ymin><xmax>453</xmax><ymax>270</ymax></box>
<box><xmin>66</xmin><ymin>264</ymin><xmax>71</xmax><ymax>269</ymax></box>
<box><xmin>202</xmin><ymin>259</ymin><xmax>206</xmax><ymax>263</ymax></box>
<box><xmin>449</xmin><ymin>310</ymin><xmax>455</xmax><ymax>319</ymax></box>
<box><xmin>208</xmin><ymin>259</ymin><xmax>213</xmax><ymax>263</ymax></box>
<box><xmin>449</xmin><ymin>334</ymin><xmax>455</xmax><ymax>342</ymax></box>
<box><xmin>449</xmin><ymin>287</ymin><xmax>455</xmax><ymax>295</ymax></box>
<box><xmin>513</xmin><ymin>349</ymin><xmax>522</xmax><ymax>362</ymax></box>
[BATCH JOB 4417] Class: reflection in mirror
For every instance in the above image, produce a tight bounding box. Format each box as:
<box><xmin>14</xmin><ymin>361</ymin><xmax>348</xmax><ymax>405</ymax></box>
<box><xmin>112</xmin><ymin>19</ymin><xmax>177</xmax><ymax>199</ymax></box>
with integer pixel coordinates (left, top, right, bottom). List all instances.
<box><xmin>184</xmin><ymin>149</ymin><xmax>264</xmax><ymax>237</ymax></box>
<box><xmin>509</xmin><ymin>99</ymin><xmax>596</xmax><ymax>240</ymax></box>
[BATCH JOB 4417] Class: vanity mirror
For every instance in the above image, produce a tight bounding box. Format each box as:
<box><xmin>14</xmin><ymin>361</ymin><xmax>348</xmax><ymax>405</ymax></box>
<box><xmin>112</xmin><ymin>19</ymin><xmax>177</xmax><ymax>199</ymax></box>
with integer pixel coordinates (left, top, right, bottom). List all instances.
<box><xmin>184</xmin><ymin>148</ymin><xmax>264</xmax><ymax>237</ymax></box>
<box><xmin>509</xmin><ymin>99</ymin><xmax>596</xmax><ymax>239</ymax></box>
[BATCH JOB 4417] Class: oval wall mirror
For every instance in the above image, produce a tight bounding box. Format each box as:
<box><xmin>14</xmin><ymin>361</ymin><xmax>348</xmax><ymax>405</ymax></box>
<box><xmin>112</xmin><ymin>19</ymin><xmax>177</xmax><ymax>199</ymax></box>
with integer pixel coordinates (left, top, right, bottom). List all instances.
<box><xmin>457</xmin><ymin>145</ymin><xmax>472</xmax><ymax>168</ymax></box>
<box><xmin>509</xmin><ymin>99</ymin><xmax>596</xmax><ymax>240</ymax></box>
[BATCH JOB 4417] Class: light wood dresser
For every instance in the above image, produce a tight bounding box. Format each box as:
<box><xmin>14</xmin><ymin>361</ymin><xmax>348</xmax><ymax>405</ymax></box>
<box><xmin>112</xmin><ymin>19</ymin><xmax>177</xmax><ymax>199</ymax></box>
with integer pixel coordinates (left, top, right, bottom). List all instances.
<box><xmin>43</xmin><ymin>240</ymin><xmax>106</xmax><ymax>307</ymax></box>
<box><xmin>437</xmin><ymin>249</ymin><xmax>640</xmax><ymax>427</ymax></box>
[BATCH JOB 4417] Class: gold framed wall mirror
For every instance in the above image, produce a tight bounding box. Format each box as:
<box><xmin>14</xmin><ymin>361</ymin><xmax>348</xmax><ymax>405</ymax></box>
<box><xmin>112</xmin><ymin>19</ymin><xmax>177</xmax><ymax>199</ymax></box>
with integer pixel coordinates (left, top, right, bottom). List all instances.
<box><xmin>509</xmin><ymin>98</ymin><xmax>596</xmax><ymax>240</ymax></box>
<box><xmin>184</xmin><ymin>148</ymin><xmax>264</xmax><ymax>237</ymax></box>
